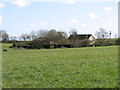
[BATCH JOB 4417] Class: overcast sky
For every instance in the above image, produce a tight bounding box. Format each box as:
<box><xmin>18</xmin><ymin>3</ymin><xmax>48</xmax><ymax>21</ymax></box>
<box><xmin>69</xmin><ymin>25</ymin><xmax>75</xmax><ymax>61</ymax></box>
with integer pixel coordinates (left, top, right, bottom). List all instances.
<box><xmin>0</xmin><ymin>0</ymin><xmax>118</xmax><ymax>38</ymax></box>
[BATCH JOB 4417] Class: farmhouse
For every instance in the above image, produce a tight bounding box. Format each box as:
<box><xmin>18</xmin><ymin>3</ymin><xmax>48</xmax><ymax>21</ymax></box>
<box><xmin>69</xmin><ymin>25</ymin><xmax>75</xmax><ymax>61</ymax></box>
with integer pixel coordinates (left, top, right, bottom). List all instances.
<box><xmin>69</xmin><ymin>34</ymin><xmax>95</xmax><ymax>46</ymax></box>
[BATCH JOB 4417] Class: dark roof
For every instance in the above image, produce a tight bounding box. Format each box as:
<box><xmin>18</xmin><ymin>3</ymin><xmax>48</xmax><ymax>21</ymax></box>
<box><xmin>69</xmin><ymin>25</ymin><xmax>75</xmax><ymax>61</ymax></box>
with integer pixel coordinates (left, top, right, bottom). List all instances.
<box><xmin>69</xmin><ymin>34</ymin><xmax>93</xmax><ymax>40</ymax></box>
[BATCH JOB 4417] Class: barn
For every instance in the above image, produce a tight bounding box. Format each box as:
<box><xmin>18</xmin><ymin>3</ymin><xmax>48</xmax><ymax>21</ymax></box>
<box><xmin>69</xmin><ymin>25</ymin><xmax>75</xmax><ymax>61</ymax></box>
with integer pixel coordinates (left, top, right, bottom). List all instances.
<box><xmin>68</xmin><ymin>34</ymin><xmax>95</xmax><ymax>46</ymax></box>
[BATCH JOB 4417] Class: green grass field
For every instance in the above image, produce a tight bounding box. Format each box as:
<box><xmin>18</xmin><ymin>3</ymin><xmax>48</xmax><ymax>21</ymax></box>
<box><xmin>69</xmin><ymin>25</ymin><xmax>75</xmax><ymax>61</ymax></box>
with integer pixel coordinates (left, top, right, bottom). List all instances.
<box><xmin>2</xmin><ymin>43</ymin><xmax>118</xmax><ymax>88</ymax></box>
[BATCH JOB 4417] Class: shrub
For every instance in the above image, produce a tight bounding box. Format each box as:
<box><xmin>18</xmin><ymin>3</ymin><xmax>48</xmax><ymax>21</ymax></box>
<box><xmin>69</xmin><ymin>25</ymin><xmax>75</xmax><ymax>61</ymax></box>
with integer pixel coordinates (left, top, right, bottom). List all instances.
<box><xmin>32</xmin><ymin>39</ymin><xmax>46</xmax><ymax>49</ymax></box>
<box><xmin>116</xmin><ymin>38</ymin><xmax>120</xmax><ymax>45</ymax></box>
<box><xmin>95</xmin><ymin>39</ymin><xmax>117</xmax><ymax>46</ymax></box>
<box><xmin>78</xmin><ymin>40</ymin><xmax>90</xmax><ymax>47</ymax></box>
<box><xmin>95</xmin><ymin>39</ymin><xmax>104</xmax><ymax>46</ymax></box>
<box><xmin>17</xmin><ymin>42</ymin><xmax>28</xmax><ymax>47</ymax></box>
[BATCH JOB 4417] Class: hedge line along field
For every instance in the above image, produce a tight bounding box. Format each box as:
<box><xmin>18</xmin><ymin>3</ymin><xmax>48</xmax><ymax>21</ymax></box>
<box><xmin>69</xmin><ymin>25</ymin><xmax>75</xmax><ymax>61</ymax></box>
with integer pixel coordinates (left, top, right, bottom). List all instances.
<box><xmin>2</xmin><ymin>43</ymin><xmax>118</xmax><ymax>88</ymax></box>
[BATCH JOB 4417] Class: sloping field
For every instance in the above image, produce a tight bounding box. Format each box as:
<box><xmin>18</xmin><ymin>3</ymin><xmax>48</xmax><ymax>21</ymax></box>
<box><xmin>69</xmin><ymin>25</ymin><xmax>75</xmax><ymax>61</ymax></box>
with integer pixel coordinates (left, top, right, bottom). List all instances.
<box><xmin>2</xmin><ymin>44</ymin><xmax>118</xmax><ymax>88</ymax></box>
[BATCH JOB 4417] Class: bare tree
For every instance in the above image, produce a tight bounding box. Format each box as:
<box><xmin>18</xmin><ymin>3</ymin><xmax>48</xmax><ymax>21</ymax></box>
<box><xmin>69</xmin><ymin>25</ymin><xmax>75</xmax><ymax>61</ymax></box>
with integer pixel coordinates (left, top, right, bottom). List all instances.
<box><xmin>30</xmin><ymin>30</ymin><xmax>37</xmax><ymax>40</ymax></box>
<box><xmin>10</xmin><ymin>36</ymin><xmax>17</xmax><ymax>40</ymax></box>
<box><xmin>19</xmin><ymin>36</ymin><xmax>22</xmax><ymax>41</ymax></box>
<box><xmin>95</xmin><ymin>28</ymin><xmax>108</xmax><ymax>39</ymax></box>
<box><xmin>0</xmin><ymin>30</ymin><xmax>9</xmax><ymax>42</ymax></box>
<box><xmin>69</xmin><ymin>28</ymin><xmax>77</xmax><ymax>35</ymax></box>
<box><xmin>36</xmin><ymin>29</ymin><xmax>48</xmax><ymax>39</ymax></box>
<box><xmin>20</xmin><ymin>34</ymin><xmax>31</xmax><ymax>41</ymax></box>
<box><xmin>69</xmin><ymin>28</ymin><xmax>79</xmax><ymax>46</ymax></box>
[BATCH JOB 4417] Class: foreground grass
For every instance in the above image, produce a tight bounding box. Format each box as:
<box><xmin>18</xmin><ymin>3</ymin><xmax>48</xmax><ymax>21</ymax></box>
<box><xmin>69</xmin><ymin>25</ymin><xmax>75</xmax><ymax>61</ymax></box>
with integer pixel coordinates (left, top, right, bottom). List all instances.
<box><xmin>2</xmin><ymin>44</ymin><xmax>118</xmax><ymax>88</ymax></box>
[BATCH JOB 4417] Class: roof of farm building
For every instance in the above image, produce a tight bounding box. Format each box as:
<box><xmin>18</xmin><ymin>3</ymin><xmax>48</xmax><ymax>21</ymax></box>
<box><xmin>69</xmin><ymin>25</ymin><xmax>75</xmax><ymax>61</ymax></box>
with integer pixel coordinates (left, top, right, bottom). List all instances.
<box><xmin>69</xmin><ymin>34</ymin><xmax>93</xmax><ymax>40</ymax></box>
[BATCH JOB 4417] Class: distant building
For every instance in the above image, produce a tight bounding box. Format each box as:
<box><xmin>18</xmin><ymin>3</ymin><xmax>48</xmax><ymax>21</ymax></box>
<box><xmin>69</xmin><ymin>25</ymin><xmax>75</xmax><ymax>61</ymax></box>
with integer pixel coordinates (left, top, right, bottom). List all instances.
<box><xmin>69</xmin><ymin>34</ymin><xmax>95</xmax><ymax>46</ymax></box>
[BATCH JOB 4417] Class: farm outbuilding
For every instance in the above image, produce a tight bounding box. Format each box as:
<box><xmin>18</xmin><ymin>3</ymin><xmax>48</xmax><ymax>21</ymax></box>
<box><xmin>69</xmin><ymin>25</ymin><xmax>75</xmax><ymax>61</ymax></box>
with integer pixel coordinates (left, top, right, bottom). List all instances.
<box><xmin>69</xmin><ymin>34</ymin><xmax>95</xmax><ymax>46</ymax></box>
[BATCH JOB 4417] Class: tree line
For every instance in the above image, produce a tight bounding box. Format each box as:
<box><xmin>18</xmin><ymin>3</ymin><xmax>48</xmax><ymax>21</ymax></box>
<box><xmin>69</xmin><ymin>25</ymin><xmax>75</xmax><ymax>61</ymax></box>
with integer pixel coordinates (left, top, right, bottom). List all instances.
<box><xmin>0</xmin><ymin>28</ymin><xmax>119</xmax><ymax>49</ymax></box>
<box><xmin>0</xmin><ymin>29</ymin><xmax>69</xmax><ymax>42</ymax></box>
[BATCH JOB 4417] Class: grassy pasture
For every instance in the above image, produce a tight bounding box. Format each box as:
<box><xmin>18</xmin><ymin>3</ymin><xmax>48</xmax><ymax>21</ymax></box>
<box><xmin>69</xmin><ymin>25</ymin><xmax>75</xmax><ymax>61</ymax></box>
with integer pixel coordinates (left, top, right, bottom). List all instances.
<box><xmin>2</xmin><ymin>43</ymin><xmax>118</xmax><ymax>88</ymax></box>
